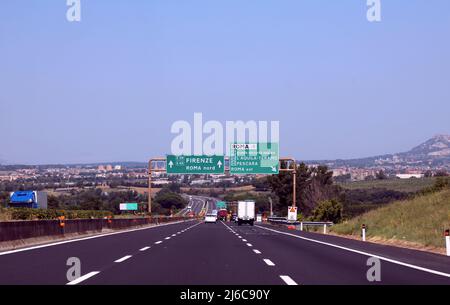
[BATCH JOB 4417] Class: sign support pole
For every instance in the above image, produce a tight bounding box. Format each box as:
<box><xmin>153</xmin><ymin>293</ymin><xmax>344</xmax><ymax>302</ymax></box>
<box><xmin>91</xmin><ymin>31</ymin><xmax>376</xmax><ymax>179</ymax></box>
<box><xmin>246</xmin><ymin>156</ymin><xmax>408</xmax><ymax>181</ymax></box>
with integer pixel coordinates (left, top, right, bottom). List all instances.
<box><xmin>293</xmin><ymin>170</ymin><xmax>296</xmax><ymax>208</ymax></box>
<box><xmin>279</xmin><ymin>158</ymin><xmax>297</xmax><ymax>209</ymax></box>
<box><xmin>148</xmin><ymin>161</ymin><xmax>152</xmax><ymax>214</ymax></box>
<box><xmin>148</xmin><ymin>158</ymin><xmax>166</xmax><ymax>215</ymax></box>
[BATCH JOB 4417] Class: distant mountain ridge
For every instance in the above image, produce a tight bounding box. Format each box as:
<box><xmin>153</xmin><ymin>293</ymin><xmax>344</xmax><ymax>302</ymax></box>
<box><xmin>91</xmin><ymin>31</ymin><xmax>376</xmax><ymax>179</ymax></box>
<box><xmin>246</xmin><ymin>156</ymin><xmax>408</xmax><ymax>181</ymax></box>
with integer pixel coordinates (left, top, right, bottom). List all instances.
<box><xmin>306</xmin><ymin>134</ymin><xmax>450</xmax><ymax>169</ymax></box>
<box><xmin>406</xmin><ymin>134</ymin><xmax>450</xmax><ymax>158</ymax></box>
<box><xmin>2</xmin><ymin>135</ymin><xmax>449</xmax><ymax>170</ymax></box>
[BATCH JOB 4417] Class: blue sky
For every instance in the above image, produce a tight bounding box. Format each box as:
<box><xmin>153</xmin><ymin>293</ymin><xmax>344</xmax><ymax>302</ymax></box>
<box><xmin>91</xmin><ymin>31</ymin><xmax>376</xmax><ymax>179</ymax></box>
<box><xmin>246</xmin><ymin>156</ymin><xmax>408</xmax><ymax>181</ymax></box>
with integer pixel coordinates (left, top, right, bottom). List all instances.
<box><xmin>1</xmin><ymin>1</ymin><xmax>449</xmax><ymax>164</ymax></box>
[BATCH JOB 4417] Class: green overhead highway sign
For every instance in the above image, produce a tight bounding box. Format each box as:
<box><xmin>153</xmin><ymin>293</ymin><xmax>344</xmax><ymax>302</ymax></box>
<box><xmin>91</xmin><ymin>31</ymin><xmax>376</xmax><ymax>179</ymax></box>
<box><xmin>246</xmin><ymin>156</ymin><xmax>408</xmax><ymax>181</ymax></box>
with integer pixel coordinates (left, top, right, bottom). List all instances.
<box><xmin>166</xmin><ymin>155</ymin><xmax>225</xmax><ymax>174</ymax></box>
<box><xmin>229</xmin><ymin>143</ymin><xmax>279</xmax><ymax>174</ymax></box>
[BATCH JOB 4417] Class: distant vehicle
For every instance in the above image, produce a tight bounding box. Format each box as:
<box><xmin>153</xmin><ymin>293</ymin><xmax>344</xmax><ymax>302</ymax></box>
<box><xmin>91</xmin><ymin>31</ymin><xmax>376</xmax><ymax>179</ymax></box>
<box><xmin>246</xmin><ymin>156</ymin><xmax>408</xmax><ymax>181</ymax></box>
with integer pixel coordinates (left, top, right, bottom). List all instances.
<box><xmin>211</xmin><ymin>209</ymin><xmax>218</xmax><ymax>216</ymax></box>
<box><xmin>9</xmin><ymin>191</ymin><xmax>47</xmax><ymax>209</ymax></box>
<box><xmin>231</xmin><ymin>214</ymin><xmax>238</xmax><ymax>222</ymax></box>
<box><xmin>237</xmin><ymin>200</ymin><xmax>255</xmax><ymax>226</ymax></box>
<box><xmin>217</xmin><ymin>209</ymin><xmax>228</xmax><ymax>221</ymax></box>
<box><xmin>204</xmin><ymin>213</ymin><xmax>217</xmax><ymax>223</ymax></box>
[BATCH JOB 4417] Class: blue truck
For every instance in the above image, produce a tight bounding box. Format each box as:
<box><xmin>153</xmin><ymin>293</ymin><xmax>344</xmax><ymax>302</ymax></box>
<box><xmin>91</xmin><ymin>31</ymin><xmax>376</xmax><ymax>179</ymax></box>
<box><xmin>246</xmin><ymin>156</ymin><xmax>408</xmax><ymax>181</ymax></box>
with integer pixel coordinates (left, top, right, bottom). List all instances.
<box><xmin>9</xmin><ymin>191</ymin><xmax>48</xmax><ymax>209</ymax></box>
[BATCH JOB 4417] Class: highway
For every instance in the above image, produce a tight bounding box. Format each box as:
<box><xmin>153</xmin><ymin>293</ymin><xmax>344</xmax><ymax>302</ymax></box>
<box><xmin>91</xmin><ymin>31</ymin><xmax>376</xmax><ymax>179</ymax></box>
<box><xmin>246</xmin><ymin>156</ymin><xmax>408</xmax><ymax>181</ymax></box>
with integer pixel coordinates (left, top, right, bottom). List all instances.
<box><xmin>179</xmin><ymin>195</ymin><xmax>218</xmax><ymax>216</ymax></box>
<box><xmin>1</xmin><ymin>218</ymin><xmax>450</xmax><ymax>285</ymax></box>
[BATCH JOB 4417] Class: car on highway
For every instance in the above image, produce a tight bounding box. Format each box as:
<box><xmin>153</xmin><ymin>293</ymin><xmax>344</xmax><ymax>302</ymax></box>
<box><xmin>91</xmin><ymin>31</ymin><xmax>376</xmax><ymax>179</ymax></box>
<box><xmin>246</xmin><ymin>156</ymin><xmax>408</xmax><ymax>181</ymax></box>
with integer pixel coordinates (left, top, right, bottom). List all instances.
<box><xmin>204</xmin><ymin>213</ymin><xmax>217</xmax><ymax>223</ymax></box>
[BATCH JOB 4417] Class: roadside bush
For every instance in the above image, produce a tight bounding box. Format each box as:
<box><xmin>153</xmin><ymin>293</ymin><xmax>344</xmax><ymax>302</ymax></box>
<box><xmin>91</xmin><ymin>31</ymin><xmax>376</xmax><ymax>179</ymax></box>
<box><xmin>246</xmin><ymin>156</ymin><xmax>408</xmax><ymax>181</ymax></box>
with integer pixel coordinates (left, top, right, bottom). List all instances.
<box><xmin>8</xmin><ymin>208</ymin><xmax>113</xmax><ymax>220</ymax></box>
<box><xmin>309</xmin><ymin>199</ymin><xmax>343</xmax><ymax>223</ymax></box>
<box><xmin>418</xmin><ymin>177</ymin><xmax>450</xmax><ymax>196</ymax></box>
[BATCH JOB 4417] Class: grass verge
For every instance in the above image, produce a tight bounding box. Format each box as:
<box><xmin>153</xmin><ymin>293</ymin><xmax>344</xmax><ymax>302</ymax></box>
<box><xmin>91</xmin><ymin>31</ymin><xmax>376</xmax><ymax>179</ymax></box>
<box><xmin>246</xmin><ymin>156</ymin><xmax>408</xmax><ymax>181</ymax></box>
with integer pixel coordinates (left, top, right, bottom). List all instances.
<box><xmin>331</xmin><ymin>189</ymin><xmax>450</xmax><ymax>249</ymax></box>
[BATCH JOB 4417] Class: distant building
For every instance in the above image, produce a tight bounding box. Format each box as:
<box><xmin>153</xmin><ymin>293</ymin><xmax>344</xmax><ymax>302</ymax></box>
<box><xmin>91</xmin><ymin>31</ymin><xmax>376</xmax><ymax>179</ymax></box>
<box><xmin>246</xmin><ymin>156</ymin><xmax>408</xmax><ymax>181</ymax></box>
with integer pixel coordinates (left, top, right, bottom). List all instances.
<box><xmin>396</xmin><ymin>174</ymin><xmax>424</xmax><ymax>179</ymax></box>
<box><xmin>114</xmin><ymin>165</ymin><xmax>123</xmax><ymax>171</ymax></box>
<box><xmin>152</xmin><ymin>179</ymin><xmax>170</xmax><ymax>186</ymax></box>
<box><xmin>190</xmin><ymin>179</ymin><xmax>211</xmax><ymax>185</ymax></box>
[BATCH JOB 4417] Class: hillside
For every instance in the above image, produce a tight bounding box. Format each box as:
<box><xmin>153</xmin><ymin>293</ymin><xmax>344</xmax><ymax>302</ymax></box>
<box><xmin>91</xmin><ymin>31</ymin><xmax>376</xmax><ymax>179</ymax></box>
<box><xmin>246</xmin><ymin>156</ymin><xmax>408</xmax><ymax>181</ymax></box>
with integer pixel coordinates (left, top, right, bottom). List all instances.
<box><xmin>331</xmin><ymin>188</ymin><xmax>450</xmax><ymax>251</ymax></box>
<box><xmin>339</xmin><ymin>177</ymin><xmax>436</xmax><ymax>193</ymax></box>
<box><xmin>306</xmin><ymin>134</ymin><xmax>450</xmax><ymax>169</ymax></box>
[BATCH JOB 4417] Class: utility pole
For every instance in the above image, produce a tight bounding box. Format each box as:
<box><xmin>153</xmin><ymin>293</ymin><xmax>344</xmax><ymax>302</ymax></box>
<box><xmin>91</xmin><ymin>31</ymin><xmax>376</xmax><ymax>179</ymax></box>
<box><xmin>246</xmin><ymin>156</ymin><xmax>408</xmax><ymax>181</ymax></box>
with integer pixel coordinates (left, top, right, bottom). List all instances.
<box><xmin>268</xmin><ymin>197</ymin><xmax>273</xmax><ymax>217</ymax></box>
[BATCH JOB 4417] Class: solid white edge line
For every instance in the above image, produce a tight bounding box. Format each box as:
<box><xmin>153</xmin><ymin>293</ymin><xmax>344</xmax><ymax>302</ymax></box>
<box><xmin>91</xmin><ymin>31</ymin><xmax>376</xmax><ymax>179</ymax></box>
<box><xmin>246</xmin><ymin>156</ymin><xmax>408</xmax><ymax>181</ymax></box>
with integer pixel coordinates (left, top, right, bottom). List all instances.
<box><xmin>139</xmin><ymin>246</ymin><xmax>150</xmax><ymax>251</ymax></box>
<box><xmin>255</xmin><ymin>225</ymin><xmax>450</xmax><ymax>278</ymax></box>
<box><xmin>0</xmin><ymin>219</ymin><xmax>197</xmax><ymax>256</ymax></box>
<box><xmin>280</xmin><ymin>275</ymin><xmax>298</xmax><ymax>285</ymax></box>
<box><xmin>114</xmin><ymin>255</ymin><xmax>132</xmax><ymax>263</ymax></box>
<box><xmin>66</xmin><ymin>271</ymin><xmax>100</xmax><ymax>285</ymax></box>
<box><xmin>263</xmin><ymin>259</ymin><xmax>275</xmax><ymax>266</ymax></box>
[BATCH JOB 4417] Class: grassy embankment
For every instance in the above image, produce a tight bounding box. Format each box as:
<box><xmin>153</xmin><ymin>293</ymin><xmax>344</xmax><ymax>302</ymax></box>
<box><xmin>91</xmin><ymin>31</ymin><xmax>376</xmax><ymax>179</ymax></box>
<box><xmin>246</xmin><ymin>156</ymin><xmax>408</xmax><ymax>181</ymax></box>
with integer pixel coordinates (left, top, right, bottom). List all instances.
<box><xmin>338</xmin><ymin>177</ymin><xmax>436</xmax><ymax>193</ymax></box>
<box><xmin>331</xmin><ymin>188</ymin><xmax>450</xmax><ymax>250</ymax></box>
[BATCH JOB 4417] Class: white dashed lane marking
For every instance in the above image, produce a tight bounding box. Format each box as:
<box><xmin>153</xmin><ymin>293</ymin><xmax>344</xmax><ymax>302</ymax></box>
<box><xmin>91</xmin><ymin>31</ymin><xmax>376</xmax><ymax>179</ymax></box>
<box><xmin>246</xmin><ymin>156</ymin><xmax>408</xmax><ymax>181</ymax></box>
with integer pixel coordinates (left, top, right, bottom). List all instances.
<box><xmin>114</xmin><ymin>255</ymin><xmax>132</xmax><ymax>263</ymax></box>
<box><xmin>139</xmin><ymin>247</ymin><xmax>150</xmax><ymax>251</ymax></box>
<box><xmin>221</xmin><ymin>221</ymin><xmax>300</xmax><ymax>286</ymax></box>
<box><xmin>280</xmin><ymin>275</ymin><xmax>298</xmax><ymax>285</ymax></box>
<box><xmin>66</xmin><ymin>271</ymin><xmax>100</xmax><ymax>285</ymax></box>
<box><xmin>263</xmin><ymin>259</ymin><xmax>275</xmax><ymax>266</ymax></box>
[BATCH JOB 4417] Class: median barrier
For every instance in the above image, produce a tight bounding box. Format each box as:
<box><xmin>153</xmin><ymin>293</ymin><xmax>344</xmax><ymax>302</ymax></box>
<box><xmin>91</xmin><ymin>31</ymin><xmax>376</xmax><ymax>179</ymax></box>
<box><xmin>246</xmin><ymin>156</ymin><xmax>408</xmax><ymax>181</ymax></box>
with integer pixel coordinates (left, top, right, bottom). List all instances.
<box><xmin>0</xmin><ymin>217</ymin><xmax>190</xmax><ymax>243</ymax></box>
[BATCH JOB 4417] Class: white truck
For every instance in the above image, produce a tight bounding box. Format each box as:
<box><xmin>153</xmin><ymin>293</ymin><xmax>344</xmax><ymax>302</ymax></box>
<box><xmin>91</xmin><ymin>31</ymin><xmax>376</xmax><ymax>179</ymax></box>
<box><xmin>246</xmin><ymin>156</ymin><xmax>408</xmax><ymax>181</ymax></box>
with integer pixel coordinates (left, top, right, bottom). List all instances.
<box><xmin>237</xmin><ymin>200</ymin><xmax>255</xmax><ymax>226</ymax></box>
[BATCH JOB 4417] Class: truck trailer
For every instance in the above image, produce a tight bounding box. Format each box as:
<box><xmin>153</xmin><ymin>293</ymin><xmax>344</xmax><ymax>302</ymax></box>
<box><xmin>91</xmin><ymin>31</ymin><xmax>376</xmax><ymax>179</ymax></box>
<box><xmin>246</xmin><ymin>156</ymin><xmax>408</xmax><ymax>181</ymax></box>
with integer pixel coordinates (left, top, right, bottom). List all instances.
<box><xmin>237</xmin><ymin>200</ymin><xmax>255</xmax><ymax>226</ymax></box>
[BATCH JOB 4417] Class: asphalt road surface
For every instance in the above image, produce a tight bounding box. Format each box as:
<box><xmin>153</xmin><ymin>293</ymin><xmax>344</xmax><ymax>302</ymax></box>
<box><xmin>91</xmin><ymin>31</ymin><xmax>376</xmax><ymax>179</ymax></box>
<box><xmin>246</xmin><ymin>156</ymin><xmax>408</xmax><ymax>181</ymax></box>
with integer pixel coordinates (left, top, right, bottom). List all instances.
<box><xmin>179</xmin><ymin>196</ymin><xmax>217</xmax><ymax>216</ymax></box>
<box><xmin>1</xmin><ymin>219</ymin><xmax>450</xmax><ymax>285</ymax></box>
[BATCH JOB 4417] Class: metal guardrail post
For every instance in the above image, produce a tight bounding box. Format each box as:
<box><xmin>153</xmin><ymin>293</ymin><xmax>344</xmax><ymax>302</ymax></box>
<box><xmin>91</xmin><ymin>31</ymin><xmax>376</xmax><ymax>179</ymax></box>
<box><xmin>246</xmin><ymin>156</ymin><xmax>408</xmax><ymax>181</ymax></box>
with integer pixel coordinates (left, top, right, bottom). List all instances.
<box><xmin>445</xmin><ymin>229</ymin><xmax>450</xmax><ymax>256</ymax></box>
<box><xmin>362</xmin><ymin>224</ymin><xmax>366</xmax><ymax>242</ymax></box>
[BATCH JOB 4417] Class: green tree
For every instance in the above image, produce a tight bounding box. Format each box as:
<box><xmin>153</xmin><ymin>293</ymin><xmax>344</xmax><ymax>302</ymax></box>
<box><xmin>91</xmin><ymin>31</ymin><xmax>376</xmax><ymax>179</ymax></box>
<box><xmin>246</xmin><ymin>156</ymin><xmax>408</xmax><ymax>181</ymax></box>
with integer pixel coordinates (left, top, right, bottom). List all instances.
<box><xmin>268</xmin><ymin>162</ymin><xmax>340</xmax><ymax>216</ymax></box>
<box><xmin>153</xmin><ymin>190</ymin><xmax>187</xmax><ymax>214</ymax></box>
<box><xmin>310</xmin><ymin>199</ymin><xmax>343</xmax><ymax>223</ymax></box>
<box><xmin>376</xmin><ymin>170</ymin><xmax>387</xmax><ymax>180</ymax></box>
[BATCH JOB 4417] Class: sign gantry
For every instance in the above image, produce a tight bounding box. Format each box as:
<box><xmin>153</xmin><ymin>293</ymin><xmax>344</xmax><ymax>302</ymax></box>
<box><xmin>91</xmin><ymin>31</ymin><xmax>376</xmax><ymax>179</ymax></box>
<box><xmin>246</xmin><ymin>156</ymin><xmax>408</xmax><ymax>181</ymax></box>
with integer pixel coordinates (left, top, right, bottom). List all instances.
<box><xmin>147</xmin><ymin>157</ymin><xmax>297</xmax><ymax>215</ymax></box>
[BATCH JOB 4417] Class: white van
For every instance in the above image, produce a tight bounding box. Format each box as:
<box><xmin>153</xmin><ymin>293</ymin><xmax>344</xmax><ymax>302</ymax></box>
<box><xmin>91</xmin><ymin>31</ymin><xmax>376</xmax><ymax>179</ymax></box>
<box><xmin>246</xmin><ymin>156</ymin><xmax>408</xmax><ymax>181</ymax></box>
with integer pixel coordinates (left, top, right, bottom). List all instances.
<box><xmin>204</xmin><ymin>213</ymin><xmax>217</xmax><ymax>223</ymax></box>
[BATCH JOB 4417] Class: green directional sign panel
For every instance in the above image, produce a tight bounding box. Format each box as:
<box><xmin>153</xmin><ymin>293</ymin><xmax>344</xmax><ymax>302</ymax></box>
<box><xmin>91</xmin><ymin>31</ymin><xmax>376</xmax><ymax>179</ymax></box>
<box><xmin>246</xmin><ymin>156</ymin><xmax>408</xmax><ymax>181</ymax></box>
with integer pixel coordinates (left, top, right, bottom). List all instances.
<box><xmin>120</xmin><ymin>203</ymin><xmax>138</xmax><ymax>211</ymax></box>
<box><xmin>166</xmin><ymin>155</ymin><xmax>225</xmax><ymax>174</ymax></box>
<box><xmin>229</xmin><ymin>143</ymin><xmax>279</xmax><ymax>174</ymax></box>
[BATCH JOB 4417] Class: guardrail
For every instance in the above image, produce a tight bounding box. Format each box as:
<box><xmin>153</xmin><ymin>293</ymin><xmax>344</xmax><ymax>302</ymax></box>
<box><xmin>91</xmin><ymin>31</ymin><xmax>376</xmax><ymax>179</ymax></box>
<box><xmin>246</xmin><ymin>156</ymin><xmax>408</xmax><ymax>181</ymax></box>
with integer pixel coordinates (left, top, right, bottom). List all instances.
<box><xmin>0</xmin><ymin>216</ymin><xmax>192</xmax><ymax>243</ymax></box>
<box><xmin>267</xmin><ymin>217</ymin><xmax>333</xmax><ymax>233</ymax></box>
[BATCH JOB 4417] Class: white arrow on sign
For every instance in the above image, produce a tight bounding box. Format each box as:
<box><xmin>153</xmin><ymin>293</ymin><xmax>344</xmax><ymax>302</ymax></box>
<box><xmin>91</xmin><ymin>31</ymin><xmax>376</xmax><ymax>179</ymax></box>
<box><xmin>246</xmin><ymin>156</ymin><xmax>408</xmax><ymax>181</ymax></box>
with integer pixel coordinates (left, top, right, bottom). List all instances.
<box><xmin>168</xmin><ymin>161</ymin><xmax>174</xmax><ymax>168</ymax></box>
<box><xmin>217</xmin><ymin>160</ymin><xmax>223</xmax><ymax>168</ymax></box>
<box><xmin>271</xmin><ymin>166</ymin><xmax>277</xmax><ymax>172</ymax></box>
